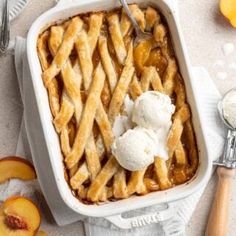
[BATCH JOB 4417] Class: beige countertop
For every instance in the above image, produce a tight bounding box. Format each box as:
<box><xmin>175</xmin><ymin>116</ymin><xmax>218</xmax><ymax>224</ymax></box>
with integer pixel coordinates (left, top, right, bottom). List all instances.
<box><xmin>0</xmin><ymin>0</ymin><xmax>236</xmax><ymax>235</ymax></box>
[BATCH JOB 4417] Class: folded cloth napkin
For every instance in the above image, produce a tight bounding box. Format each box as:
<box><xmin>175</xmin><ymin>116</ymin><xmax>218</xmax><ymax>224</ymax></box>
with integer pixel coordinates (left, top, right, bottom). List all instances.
<box><xmin>0</xmin><ymin>37</ymin><xmax>225</xmax><ymax>236</ymax></box>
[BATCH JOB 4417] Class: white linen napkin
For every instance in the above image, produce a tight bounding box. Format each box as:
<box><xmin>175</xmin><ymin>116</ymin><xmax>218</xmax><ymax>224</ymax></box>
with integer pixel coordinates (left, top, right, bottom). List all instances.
<box><xmin>0</xmin><ymin>37</ymin><xmax>225</xmax><ymax>236</ymax></box>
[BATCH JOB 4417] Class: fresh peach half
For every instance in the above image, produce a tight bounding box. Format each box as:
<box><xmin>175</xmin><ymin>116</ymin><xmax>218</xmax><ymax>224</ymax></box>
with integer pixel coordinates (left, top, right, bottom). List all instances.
<box><xmin>0</xmin><ymin>196</ymin><xmax>41</xmax><ymax>236</ymax></box>
<box><xmin>0</xmin><ymin>156</ymin><xmax>36</xmax><ymax>184</ymax></box>
<box><xmin>220</xmin><ymin>0</ymin><xmax>236</xmax><ymax>27</ymax></box>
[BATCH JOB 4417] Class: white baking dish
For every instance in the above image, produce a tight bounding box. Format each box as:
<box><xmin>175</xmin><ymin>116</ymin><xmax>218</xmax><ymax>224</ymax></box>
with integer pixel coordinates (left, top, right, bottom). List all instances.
<box><xmin>26</xmin><ymin>0</ymin><xmax>212</xmax><ymax>226</ymax></box>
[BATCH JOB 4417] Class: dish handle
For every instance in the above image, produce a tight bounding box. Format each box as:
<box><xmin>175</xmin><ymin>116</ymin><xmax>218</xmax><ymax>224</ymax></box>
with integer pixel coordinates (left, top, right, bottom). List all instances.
<box><xmin>105</xmin><ymin>203</ymin><xmax>176</xmax><ymax>229</ymax></box>
<box><xmin>54</xmin><ymin>0</ymin><xmax>179</xmax><ymax>14</ymax></box>
<box><xmin>55</xmin><ymin>0</ymin><xmax>99</xmax><ymax>7</ymax></box>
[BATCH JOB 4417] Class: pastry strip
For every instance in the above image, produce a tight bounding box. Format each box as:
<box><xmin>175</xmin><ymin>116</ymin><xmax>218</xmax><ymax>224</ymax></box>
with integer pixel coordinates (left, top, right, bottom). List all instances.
<box><xmin>161</xmin><ymin>39</ymin><xmax>178</xmax><ymax>96</ymax></box>
<box><xmin>99</xmin><ymin>186</ymin><xmax>113</xmax><ymax>202</ymax></box>
<box><xmin>185</xmin><ymin>120</ymin><xmax>198</xmax><ymax>176</ymax></box>
<box><xmin>43</xmin><ymin>17</ymin><xmax>83</xmax><ymax>86</ymax></box>
<box><xmin>144</xmin><ymin>178</ymin><xmax>159</xmax><ymax>191</ymax></box>
<box><xmin>108</xmin><ymin>42</ymin><xmax>134</xmax><ymax>122</ymax></box>
<box><xmin>175</xmin><ymin>142</ymin><xmax>187</xmax><ymax>167</ymax></box>
<box><xmin>113</xmin><ymin>167</ymin><xmax>128</xmax><ymax>199</ymax></box>
<box><xmin>53</xmin><ymin>92</ymin><xmax>74</xmax><ymax>132</ymax></box>
<box><xmin>95</xmin><ymin>102</ymin><xmax>114</xmax><ymax>153</ymax></box>
<box><xmin>175</xmin><ymin>73</ymin><xmax>186</xmax><ymax>110</ymax></box>
<box><xmin>107</xmin><ymin>13</ymin><xmax>127</xmax><ymax>65</ymax></box>
<box><xmin>129</xmin><ymin>74</ymin><xmax>142</xmax><ymax>100</ymax></box>
<box><xmin>48</xmin><ymin>26</ymin><xmax>64</xmax><ymax>56</ymax></box>
<box><xmin>120</xmin><ymin>4</ymin><xmax>145</xmax><ymax>36</ymax></box>
<box><xmin>85</xmin><ymin>134</ymin><xmax>101</xmax><ymax>180</ymax></box>
<box><xmin>140</xmin><ymin>66</ymin><xmax>164</xmax><ymax>92</ymax></box>
<box><xmin>96</xmin><ymin>136</ymin><xmax>106</xmax><ymax>158</ymax></box>
<box><xmin>163</xmin><ymin>58</ymin><xmax>177</xmax><ymax>96</ymax></box>
<box><xmin>154</xmin><ymin>23</ymin><xmax>167</xmax><ymax>45</ymax></box>
<box><xmin>87</xmin><ymin>156</ymin><xmax>119</xmax><ymax>202</ymax></box>
<box><xmin>38</xmin><ymin>31</ymin><xmax>51</xmax><ymax>71</ymax></box>
<box><xmin>154</xmin><ymin>158</ymin><xmax>172</xmax><ymax>189</ymax></box>
<box><xmin>88</xmin><ymin>13</ymin><xmax>104</xmax><ymax>55</ymax></box>
<box><xmin>70</xmin><ymin>163</ymin><xmax>90</xmax><ymax>190</ymax></box>
<box><xmin>65</xmin><ymin>62</ymin><xmax>106</xmax><ymax>169</ymax></box>
<box><xmin>61</xmin><ymin>61</ymin><xmax>83</xmax><ymax>124</ymax></box>
<box><xmin>151</xmin><ymin>67</ymin><xmax>164</xmax><ymax>92</ymax></box>
<box><xmin>75</xmin><ymin>30</ymin><xmax>93</xmax><ymax>90</ymax></box>
<box><xmin>101</xmin><ymin>79</ymin><xmax>111</xmax><ymax>107</ymax></box>
<box><xmin>98</xmin><ymin>36</ymin><xmax>118</xmax><ymax>92</ymax></box>
<box><xmin>167</xmin><ymin>104</ymin><xmax>190</xmax><ymax>168</ymax></box>
<box><xmin>37</xmin><ymin>31</ymin><xmax>60</xmax><ymax>117</ymax></box>
<box><xmin>127</xmin><ymin>169</ymin><xmax>147</xmax><ymax>195</ymax></box>
<box><xmin>145</xmin><ymin>7</ymin><xmax>160</xmax><ymax>31</ymax></box>
<box><xmin>78</xmin><ymin>186</ymin><xmax>113</xmax><ymax>202</ymax></box>
<box><xmin>173</xmin><ymin>142</ymin><xmax>188</xmax><ymax>184</ymax></box>
<box><xmin>60</xmin><ymin>127</ymin><xmax>71</xmax><ymax>156</ymax></box>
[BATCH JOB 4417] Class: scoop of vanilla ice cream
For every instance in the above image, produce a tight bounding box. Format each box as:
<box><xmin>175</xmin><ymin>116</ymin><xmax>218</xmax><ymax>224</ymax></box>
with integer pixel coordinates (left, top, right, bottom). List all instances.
<box><xmin>112</xmin><ymin>115</ymin><xmax>131</xmax><ymax>138</ymax></box>
<box><xmin>132</xmin><ymin>91</ymin><xmax>175</xmax><ymax>130</ymax></box>
<box><xmin>222</xmin><ymin>89</ymin><xmax>236</xmax><ymax>129</ymax></box>
<box><xmin>111</xmin><ymin>127</ymin><xmax>158</xmax><ymax>171</ymax></box>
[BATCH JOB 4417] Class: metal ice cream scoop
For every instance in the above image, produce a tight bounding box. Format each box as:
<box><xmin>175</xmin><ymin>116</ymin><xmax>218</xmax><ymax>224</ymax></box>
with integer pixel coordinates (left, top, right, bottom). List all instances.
<box><xmin>206</xmin><ymin>88</ymin><xmax>236</xmax><ymax>236</ymax></box>
<box><xmin>118</xmin><ymin>0</ymin><xmax>152</xmax><ymax>45</ymax></box>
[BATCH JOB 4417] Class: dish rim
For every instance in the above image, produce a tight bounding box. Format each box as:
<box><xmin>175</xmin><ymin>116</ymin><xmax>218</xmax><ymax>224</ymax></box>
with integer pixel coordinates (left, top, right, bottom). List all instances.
<box><xmin>26</xmin><ymin>0</ymin><xmax>212</xmax><ymax>217</ymax></box>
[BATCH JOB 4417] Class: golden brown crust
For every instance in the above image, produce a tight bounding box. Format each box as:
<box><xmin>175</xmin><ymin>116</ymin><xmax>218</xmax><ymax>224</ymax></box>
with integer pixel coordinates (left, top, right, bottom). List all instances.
<box><xmin>87</xmin><ymin>156</ymin><xmax>119</xmax><ymax>202</ymax></box>
<box><xmin>127</xmin><ymin>169</ymin><xmax>147</xmax><ymax>195</ymax></box>
<box><xmin>37</xmin><ymin>5</ymin><xmax>198</xmax><ymax>204</ymax></box>
<box><xmin>107</xmin><ymin>13</ymin><xmax>127</xmax><ymax>65</ymax></box>
<box><xmin>129</xmin><ymin>74</ymin><xmax>142</xmax><ymax>100</ymax></box>
<box><xmin>76</xmin><ymin>30</ymin><xmax>93</xmax><ymax>90</ymax></box>
<box><xmin>88</xmin><ymin>13</ymin><xmax>104</xmax><ymax>55</ymax></box>
<box><xmin>65</xmin><ymin>63</ymin><xmax>106</xmax><ymax>169</ymax></box>
<box><xmin>145</xmin><ymin>7</ymin><xmax>160</xmax><ymax>32</ymax></box>
<box><xmin>37</xmin><ymin>31</ymin><xmax>60</xmax><ymax>117</ymax></box>
<box><xmin>98</xmin><ymin>36</ymin><xmax>118</xmax><ymax>92</ymax></box>
<box><xmin>108</xmin><ymin>41</ymin><xmax>134</xmax><ymax>122</ymax></box>
<box><xmin>53</xmin><ymin>92</ymin><xmax>74</xmax><ymax>133</ymax></box>
<box><xmin>113</xmin><ymin>167</ymin><xmax>128</xmax><ymax>199</ymax></box>
<box><xmin>43</xmin><ymin>17</ymin><xmax>83</xmax><ymax>87</ymax></box>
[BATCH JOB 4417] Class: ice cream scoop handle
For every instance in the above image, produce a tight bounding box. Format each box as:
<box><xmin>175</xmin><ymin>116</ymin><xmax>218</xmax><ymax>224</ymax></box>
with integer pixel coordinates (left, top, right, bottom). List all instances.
<box><xmin>205</xmin><ymin>167</ymin><xmax>235</xmax><ymax>236</ymax></box>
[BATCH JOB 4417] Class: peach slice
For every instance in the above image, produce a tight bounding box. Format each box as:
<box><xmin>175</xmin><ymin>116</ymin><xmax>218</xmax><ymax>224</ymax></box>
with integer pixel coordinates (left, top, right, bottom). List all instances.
<box><xmin>0</xmin><ymin>156</ymin><xmax>36</xmax><ymax>184</ymax></box>
<box><xmin>134</xmin><ymin>39</ymin><xmax>152</xmax><ymax>74</ymax></box>
<box><xmin>0</xmin><ymin>196</ymin><xmax>41</xmax><ymax>236</ymax></box>
<box><xmin>220</xmin><ymin>0</ymin><xmax>236</xmax><ymax>27</ymax></box>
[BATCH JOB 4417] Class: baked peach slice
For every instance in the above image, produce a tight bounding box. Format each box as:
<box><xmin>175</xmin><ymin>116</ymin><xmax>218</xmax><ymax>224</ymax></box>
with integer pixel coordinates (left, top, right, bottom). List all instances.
<box><xmin>0</xmin><ymin>156</ymin><xmax>36</xmax><ymax>184</ymax></box>
<box><xmin>0</xmin><ymin>196</ymin><xmax>41</xmax><ymax>236</ymax></box>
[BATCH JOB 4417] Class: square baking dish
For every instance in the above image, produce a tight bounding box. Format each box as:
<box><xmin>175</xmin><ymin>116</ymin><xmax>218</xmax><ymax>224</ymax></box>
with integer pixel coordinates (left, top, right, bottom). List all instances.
<box><xmin>26</xmin><ymin>0</ymin><xmax>212</xmax><ymax>218</ymax></box>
